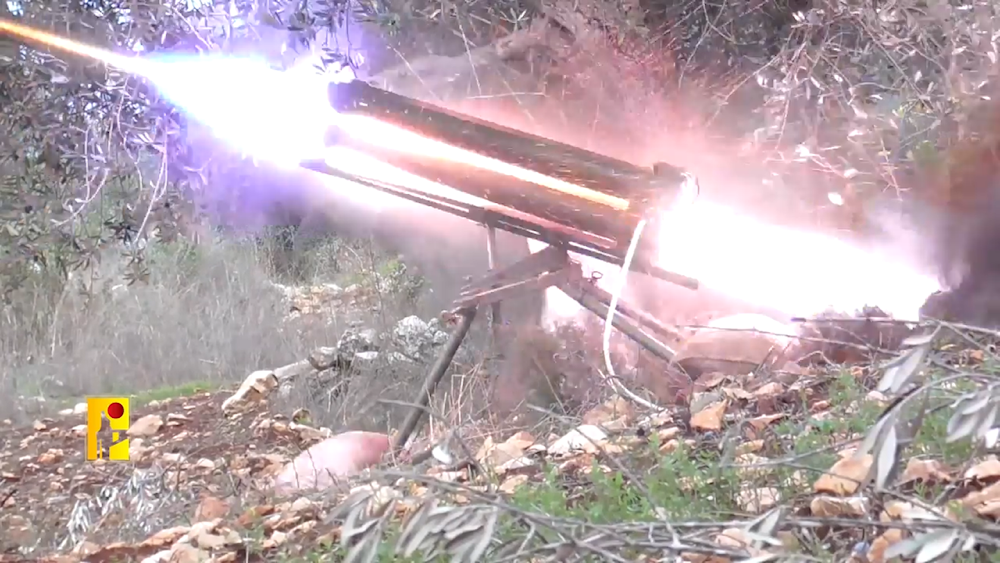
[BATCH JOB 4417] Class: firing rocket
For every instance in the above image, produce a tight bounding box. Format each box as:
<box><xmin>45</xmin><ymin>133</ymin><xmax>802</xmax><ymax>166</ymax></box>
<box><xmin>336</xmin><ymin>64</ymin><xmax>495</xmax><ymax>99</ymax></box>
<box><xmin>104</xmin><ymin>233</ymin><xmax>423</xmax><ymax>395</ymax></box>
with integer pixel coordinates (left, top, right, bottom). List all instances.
<box><xmin>317</xmin><ymin>79</ymin><xmax>699</xmax><ymax>255</ymax></box>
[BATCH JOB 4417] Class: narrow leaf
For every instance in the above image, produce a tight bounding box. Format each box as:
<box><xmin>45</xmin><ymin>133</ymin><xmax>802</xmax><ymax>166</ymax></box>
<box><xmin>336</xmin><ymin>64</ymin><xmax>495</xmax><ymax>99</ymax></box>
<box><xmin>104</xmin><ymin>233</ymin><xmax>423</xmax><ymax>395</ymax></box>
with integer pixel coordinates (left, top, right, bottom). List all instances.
<box><xmin>857</xmin><ymin>413</ymin><xmax>893</xmax><ymax>458</ymax></box>
<box><xmin>958</xmin><ymin>392</ymin><xmax>990</xmax><ymax>416</ymax></box>
<box><xmin>886</xmin><ymin>536</ymin><xmax>931</xmax><ymax>560</ymax></box>
<box><xmin>751</xmin><ymin>507</ymin><xmax>785</xmax><ymax>538</ymax></box>
<box><xmin>947</xmin><ymin>412</ymin><xmax>980</xmax><ymax>443</ymax></box>
<box><xmin>876</xmin><ymin>425</ymin><xmax>898</xmax><ymax>488</ymax></box>
<box><xmin>466</xmin><ymin>509</ymin><xmax>498</xmax><ymax>562</ymax></box>
<box><xmin>975</xmin><ymin>403</ymin><xmax>1000</xmax><ymax>441</ymax></box>
<box><xmin>901</xmin><ymin>330</ymin><xmax>937</xmax><ymax>347</ymax></box>
<box><xmin>879</xmin><ymin>344</ymin><xmax>929</xmax><ymax>394</ymax></box>
<box><xmin>398</xmin><ymin>499</ymin><xmax>438</xmax><ymax>556</ymax></box>
<box><xmin>916</xmin><ymin>530</ymin><xmax>959</xmax><ymax>563</ymax></box>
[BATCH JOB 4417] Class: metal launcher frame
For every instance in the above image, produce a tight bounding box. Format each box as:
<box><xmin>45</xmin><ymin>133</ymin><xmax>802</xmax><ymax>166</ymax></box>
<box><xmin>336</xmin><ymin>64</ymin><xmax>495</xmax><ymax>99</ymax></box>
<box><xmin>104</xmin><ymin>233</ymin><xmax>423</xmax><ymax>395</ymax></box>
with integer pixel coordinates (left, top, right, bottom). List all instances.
<box><xmin>300</xmin><ymin>79</ymin><xmax>701</xmax><ymax>447</ymax></box>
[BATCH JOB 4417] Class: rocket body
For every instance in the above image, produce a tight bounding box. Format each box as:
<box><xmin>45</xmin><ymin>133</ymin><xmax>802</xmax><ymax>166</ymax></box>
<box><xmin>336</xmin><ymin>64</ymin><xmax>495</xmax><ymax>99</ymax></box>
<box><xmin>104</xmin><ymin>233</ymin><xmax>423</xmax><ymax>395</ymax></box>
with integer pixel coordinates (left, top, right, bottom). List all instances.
<box><xmin>323</xmin><ymin>79</ymin><xmax>698</xmax><ymax>254</ymax></box>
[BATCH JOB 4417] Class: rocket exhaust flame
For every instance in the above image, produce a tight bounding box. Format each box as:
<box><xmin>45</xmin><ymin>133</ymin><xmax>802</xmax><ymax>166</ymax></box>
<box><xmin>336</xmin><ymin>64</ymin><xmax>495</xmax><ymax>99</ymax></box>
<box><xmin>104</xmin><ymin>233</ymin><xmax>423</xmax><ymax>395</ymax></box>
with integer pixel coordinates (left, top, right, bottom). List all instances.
<box><xmin>0</xmin><ymin>18</ymin><xmax>148</xmax><ymax>75</ymax></box>
<box><xmin>0</xmin><ymin>18</ymin><xmax>943</xmax><ymax>320</ymax></box>
<box><xmin>0</xmin><ymin>18</ymin><xmax>696</xmax><ymax>277</ymax></box>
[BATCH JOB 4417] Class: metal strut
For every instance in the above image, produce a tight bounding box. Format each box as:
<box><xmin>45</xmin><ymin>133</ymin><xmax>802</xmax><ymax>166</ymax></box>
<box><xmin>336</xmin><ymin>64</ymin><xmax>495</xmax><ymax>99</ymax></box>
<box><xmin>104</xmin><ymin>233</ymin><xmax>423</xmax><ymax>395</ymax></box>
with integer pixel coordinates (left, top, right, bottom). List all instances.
<box><xmin>391</xmin><ymin>241</ymin><xmax>687</xmax><ymax>452</ymax></box>
<box><xmin>451</xmin><ymin>244</ymin><xmax>683</xmax><ymax>360</ymax></box>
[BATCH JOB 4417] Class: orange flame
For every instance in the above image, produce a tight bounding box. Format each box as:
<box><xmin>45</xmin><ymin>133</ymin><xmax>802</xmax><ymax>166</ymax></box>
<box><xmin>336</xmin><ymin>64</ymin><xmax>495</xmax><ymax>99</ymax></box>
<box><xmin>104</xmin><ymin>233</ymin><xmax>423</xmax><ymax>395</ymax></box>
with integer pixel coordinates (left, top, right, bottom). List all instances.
<box><xmin>0</xmin><ymin>18</ymin><xmax>143</xmax><ymax>73</ymax></box>
<box><xmin>0</xmin><ymin>18</ymin><xmax>942</xmax><ymax>321</ymax></box>
<box><xmin>332</xmin><ymin>113</ymin><xmax>632</xmax><ymax>211</ymax></box>
<box><xmin>0</xmin><ymin>18</ymin><xmax>630</xmax><ymax>213</ymax></box>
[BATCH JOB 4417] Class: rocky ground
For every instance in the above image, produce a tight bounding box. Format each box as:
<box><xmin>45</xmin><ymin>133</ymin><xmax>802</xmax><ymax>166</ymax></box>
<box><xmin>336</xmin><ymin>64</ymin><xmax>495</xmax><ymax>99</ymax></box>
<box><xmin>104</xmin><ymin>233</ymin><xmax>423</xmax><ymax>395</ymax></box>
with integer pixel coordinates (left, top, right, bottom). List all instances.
<box><xmin>2</xmin><ymin>282</ymin><xmax>1000</xmax><ymax>562</ymax></box>
<box><xmin>3</xmin><ymin>359</ymin><xmax>1000</xmax><ymax>562</ymax></box>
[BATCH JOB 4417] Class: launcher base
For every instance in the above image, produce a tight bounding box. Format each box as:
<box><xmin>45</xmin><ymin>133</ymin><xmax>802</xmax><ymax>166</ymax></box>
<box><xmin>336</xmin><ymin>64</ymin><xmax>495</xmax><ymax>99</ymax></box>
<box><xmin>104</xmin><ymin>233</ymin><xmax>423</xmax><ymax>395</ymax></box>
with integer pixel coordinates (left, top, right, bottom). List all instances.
<box><xmin>392</xmin><ymin>238</ymin><xmax>687</xmax><ymax>451</ymax></box>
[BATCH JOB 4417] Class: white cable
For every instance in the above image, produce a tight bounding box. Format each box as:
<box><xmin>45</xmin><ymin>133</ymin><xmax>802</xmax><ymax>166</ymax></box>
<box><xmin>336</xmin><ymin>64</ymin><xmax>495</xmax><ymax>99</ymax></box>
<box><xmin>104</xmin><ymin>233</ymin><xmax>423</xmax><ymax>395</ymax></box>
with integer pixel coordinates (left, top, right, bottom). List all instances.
<box><xmin>602</xmin><ymin>218</ymin><xmax>648</xmax><ymax>381</ymax></box>
<box><xmin>601</xmin><ymin>173</ymin><xmax>698</xmax><ymax>398</ymax></box>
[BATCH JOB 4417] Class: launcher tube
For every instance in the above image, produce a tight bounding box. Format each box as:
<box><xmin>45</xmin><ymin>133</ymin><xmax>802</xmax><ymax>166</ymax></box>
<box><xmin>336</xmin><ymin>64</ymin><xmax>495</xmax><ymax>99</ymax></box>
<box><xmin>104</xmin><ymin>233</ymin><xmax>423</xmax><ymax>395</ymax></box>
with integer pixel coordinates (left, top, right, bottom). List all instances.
<box><xmin>325</xmin><ymin>80</ymin><xmax>695</xmax><ymax>248</ymax></box>
<box><xmin>327</xmin><ymin>142</ymin><xmax>638</xmax><ymax>245</ymax></box>
<box><xmin>328</xmin><ymin>80</ymin><xmax>691</xmax><ymax>211</ymax></box>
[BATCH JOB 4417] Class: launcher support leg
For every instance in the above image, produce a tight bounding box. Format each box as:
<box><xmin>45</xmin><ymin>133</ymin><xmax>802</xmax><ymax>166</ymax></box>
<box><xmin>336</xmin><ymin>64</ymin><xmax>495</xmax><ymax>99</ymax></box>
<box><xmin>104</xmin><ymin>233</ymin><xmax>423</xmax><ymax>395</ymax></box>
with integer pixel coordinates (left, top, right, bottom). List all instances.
<box><xmin>392</xmin><ymin>307</ymin><xmax>477</xmax><ymax>454</ymax></box>
<box><xmin>573</xmin><ymin>281</ymin><xmax>684</xmax><ymax>345</ymax></box>
<box><xmin>454</xmin><ymin>245</ymin><xmax>573</xmax><ymax>309</ymax></box>
<box><xmin>394</xmin><ymin>245</ymin><xmax>691</xmax><ymax>453</ymax></box>
<box><xmin>557</xmin><ymin>281</ymin><xmax>677</xmax><ymax>362</ymax></box>
<box><xmin>399</xmin><ymin>248</ymin><xmax>572</xmax><ymax>454</ymax></box>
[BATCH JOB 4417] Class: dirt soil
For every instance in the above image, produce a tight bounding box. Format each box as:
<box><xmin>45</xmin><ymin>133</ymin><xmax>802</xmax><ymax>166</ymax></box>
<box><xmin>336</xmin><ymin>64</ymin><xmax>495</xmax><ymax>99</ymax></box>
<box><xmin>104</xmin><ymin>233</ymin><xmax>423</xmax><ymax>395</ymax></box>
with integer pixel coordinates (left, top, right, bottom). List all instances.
<box><xmin>0</xmin><ymin>391</ymin><xmax>291</xmax><ymax>559</ymax></box>
<box><xmin>3</xmin><ymin>314</ymin><xmax>1000</xmax><ymax>563</ymax></box>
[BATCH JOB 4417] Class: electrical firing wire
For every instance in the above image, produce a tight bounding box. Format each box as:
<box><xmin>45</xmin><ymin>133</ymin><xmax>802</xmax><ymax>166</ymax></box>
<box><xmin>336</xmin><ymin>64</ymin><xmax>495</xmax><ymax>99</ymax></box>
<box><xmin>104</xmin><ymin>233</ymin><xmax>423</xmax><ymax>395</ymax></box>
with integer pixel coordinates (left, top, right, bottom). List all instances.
<box><xmin>601</xmin><ymin>218</ymin><xmax>647</xmax><ymax>388</ymax></box>
<box><xmin>603</xmin><ymin>175</ymin><xmax>699</xmax><ymax>400</ymax></box>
